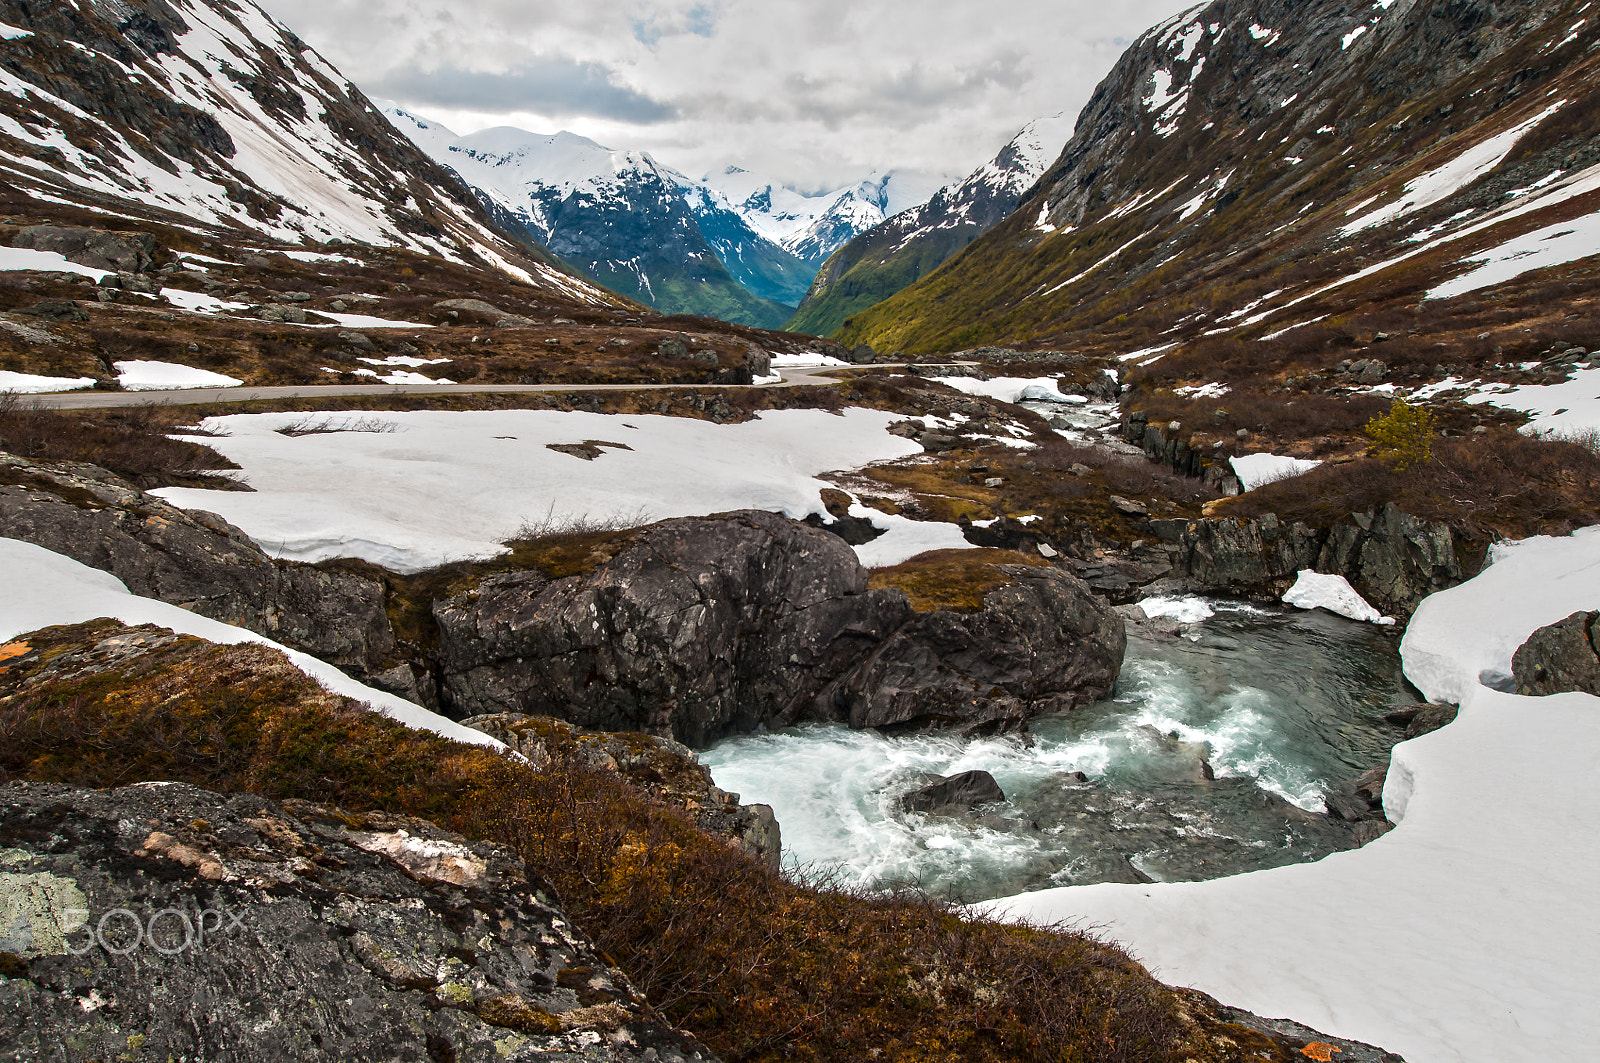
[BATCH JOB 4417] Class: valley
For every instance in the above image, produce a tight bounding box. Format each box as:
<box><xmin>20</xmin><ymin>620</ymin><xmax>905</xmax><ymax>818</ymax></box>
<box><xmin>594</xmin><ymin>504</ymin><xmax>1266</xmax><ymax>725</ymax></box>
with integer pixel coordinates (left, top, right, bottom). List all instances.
<box><xmin>2</xmin><ymin>0</ymin><xmax>1600</xmax><ymax>1061</ymax></box>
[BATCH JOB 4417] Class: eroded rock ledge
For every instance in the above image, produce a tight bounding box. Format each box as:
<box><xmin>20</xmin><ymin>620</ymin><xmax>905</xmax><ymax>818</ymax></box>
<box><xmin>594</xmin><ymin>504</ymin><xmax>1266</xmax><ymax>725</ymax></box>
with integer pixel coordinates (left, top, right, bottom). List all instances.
<box><xmin>0</xmin><ymin>780</ymin><xmax>717</xmax><ymax>1063</ymax></box>
<box><xmin>430</xmin><ymin>511</ymin><xmax>1124</xmax><ymax>747</ymax></box>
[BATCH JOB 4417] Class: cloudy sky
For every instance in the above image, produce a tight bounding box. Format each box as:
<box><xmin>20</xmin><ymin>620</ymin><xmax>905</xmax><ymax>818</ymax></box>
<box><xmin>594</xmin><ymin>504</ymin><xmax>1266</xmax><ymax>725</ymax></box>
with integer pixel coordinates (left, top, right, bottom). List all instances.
<box><xmin>259</xmin><ymin>0</ymin><xmax>1198</xmax><ymax>192</ymax></box>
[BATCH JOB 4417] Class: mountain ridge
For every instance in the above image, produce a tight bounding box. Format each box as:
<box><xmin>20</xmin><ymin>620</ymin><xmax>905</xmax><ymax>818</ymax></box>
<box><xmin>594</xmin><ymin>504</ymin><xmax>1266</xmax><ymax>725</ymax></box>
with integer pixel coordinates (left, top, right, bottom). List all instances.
<box><xmin>835</xmin><ymin>0</ymin><xmax>1600</xmax><ymax>372</ymax></box>
<box><xmin>786</xmin><ymin>113</ymin><xmax>1075</xmax><ymax>337</ymax></box>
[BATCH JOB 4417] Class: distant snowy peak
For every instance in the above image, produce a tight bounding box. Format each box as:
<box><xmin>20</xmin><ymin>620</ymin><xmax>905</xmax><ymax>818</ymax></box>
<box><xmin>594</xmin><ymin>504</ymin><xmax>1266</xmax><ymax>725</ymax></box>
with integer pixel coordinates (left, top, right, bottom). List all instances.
<box><xmin>785</xmin><ymin>112</ymin><xmax>1076</xmax><ymax>335</ymax></box>
<box><xmin>0</xmin><ymin>0</ymin><xmax>596</xmax><ymax>296</ymax></box>
<box><xmin>697</xmin><ymin>166</ymin><xmax>948</xmax><ymax>265</ymax></box>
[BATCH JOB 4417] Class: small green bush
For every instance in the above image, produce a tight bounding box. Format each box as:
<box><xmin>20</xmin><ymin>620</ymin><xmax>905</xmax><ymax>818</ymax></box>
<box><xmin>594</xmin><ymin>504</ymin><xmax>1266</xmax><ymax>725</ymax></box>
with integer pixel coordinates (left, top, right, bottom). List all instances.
<box><xmin>1365</xmin><ymin>399</ymin><xmax>1436</xmax><ymax>470</ymax></box>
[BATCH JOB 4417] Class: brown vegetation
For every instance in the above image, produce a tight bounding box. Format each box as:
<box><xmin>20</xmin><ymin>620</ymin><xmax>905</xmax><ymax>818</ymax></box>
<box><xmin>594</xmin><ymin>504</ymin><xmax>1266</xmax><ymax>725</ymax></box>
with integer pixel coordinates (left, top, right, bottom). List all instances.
<box><xmin>0</xmin><ymin>392</ymin><xmax>238</xmax><ymax>489</ymax></box>
<box><xmin>868</xmin><ymin>549</ymin><xmax>1049</xmax><ymax>612</ymax></box>
<box><xmin>1223</xmin><ymin>429</ymin><xmax>1600</xmax><ymax>538</ymax></box>
<box><xmin>0</xmin><ymin>620</ymin><xmax>1262</xmax><ymax>1063</ymax></box>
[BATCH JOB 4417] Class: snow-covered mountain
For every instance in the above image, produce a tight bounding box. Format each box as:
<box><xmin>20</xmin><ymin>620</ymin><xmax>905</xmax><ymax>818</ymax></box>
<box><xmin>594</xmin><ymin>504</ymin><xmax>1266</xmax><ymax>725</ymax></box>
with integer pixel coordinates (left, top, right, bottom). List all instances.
<box><xmin>0</xmin><ymin>0</ymin><xmax>603</xmax><ymax>298</ymax></box>
<box><xmin>788</xmin><ymin>113</ymin><xmax>1076</xmax><ymax>335</ymax></box>
<box><xmin>382</xmin><ymin>105</ymin><xmax>806</xmax><ymax>327</ymax></box>
<box><xmin>839</xmin><ymin>0</ymin><xmax>1600</xmax><ymax>359</ymax></box>
<box><xmin>699</xmin><ymin>167</ymin><xmax>950</xmax><ymax>266</ymax></box>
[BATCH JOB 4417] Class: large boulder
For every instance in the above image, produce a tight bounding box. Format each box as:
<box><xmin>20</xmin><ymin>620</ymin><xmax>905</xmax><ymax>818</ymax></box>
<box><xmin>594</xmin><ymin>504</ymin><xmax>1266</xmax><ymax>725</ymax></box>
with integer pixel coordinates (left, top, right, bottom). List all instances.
<box><xmin>900</xmin><ymin>770</ymin><xmax>1006</xmax><ymax>814</ymax></box>
<box><xmin>434</xmin><ymin>512</ymin><xmax>912</xmax><ymax>746</ymax></box>
<box><xmin>11</xmin><ymin>225</ymin><xmax>156</xmax><ymax>273</ymax></box>
<box><xmin>1513</xmin><ymin>610</ymin><xmax>1600</xmax><ymax>697</ymax></box>
<box><xmin>833</xmin><ymin>565</ymin><xmax>1125</xmax><ymax>734</ymax></box>
<box><xmin>433</xmin><ymin>512</ymin><xmax>1126</xmax><ymax>747</ymax></box>
<box><xmin>0</xmin><ymin>454</ymin><xmax>394</xmax><ymax>674</ymax></box>
<box><xmin>0</xmin><ymin>781</ymin><xmax>716</xmax><ymax>1062</ymax></box>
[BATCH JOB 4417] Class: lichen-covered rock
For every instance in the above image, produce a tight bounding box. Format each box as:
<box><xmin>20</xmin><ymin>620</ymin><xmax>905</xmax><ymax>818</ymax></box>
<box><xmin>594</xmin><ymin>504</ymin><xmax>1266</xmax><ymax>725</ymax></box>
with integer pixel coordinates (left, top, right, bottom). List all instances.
<box><xmin>434</xmin><ymin>513</ymin><xmax>1126</xmax><ymax>747</ymax></box>
<box><xmin>1317</xmin><ymin>504</ymin><xmax>1466</xmax><ymax>617</ymax></box>
<box><xmin>0</xmin><ymin>781</ymin><xmax>717</xmax><ymax>1062</ymax></box>
<box><xmin>1512</xmin><ymin>610</ymin><xmax>1600</xmax><ymax>697</ymax></box>
<box><xmin>0</xmin><ymin>454</ymin><xmax>394</xmax><ymax>673</ymax></box>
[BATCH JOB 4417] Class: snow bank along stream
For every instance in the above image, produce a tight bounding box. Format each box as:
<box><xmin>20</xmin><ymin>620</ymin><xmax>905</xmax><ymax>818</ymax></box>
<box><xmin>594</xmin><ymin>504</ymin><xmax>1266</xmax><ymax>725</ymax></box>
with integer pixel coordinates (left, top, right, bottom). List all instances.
<box><xmin>980</xmin><ymin>529</ymin><xmax>1600</xmax><ymax>1063</ymax></box>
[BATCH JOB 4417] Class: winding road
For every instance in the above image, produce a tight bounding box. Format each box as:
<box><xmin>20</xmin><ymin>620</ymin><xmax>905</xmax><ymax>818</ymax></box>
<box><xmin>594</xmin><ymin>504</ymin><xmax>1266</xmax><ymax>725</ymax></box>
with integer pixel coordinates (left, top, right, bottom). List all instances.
<box><xmin>20</xmin><ymin>364</ymin><xmax>971</xmax><ymax>411</ymax></box>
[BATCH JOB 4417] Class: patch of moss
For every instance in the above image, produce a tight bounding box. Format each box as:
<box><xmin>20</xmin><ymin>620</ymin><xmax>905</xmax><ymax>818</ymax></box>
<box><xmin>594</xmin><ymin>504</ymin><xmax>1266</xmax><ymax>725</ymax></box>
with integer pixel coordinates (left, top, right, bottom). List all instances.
<box><xmin>869</xmin><ymin>550</ymin><xmax>1049</xmax><ymax>612</ymax></box>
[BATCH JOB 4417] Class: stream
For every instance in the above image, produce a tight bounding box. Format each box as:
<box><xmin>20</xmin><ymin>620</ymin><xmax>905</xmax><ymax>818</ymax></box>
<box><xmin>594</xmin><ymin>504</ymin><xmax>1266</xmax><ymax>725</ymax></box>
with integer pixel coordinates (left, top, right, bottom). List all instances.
<box><xmin>702</xmin><ymin>598</ymin><xmax>1419</xmax><ymax>902</ymax></box>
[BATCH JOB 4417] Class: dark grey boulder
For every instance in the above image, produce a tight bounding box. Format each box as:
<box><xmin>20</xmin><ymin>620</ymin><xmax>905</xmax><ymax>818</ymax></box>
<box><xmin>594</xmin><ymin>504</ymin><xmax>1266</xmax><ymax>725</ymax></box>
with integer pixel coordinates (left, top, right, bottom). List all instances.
<box><xmin>12</xmin><ymin>225</ymin><xmax>156</xmax><ymax>273</ymax></box>
<box><xmin>1513</xmin><ymin>611</ymin><xmax>1600</xmax><ymax>697</ymax></box>
<box><xmin>0</xmin><ymin>454</ymin><xmax>394</xmax><ymax>674</ymax></box>
<box><xmin>0</xmin><ymin>781</ymin><xmax>717</xmax><ymax>1062</ymax></box>
<box><xmin>900</xmin><ymin>770</ymin><xmax>1006</xmax><ymax>814</ymax></box>
<box><xmin>833</xmin><ymin>565</ymin><xmax>1125</xmax><ymax>734</ymax></box>
<box><xmin>433</xmin><ymin>513</ymin><xmax>1125</xmax><ymax>747</ymax></box>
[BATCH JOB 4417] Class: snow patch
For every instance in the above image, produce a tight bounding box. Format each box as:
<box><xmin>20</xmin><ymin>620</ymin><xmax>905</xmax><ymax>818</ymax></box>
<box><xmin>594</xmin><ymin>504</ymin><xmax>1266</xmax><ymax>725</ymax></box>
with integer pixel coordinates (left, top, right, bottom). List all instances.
<box><xmin>1229</xmin><ymin>453</ymin><xmax>1322</xmax><ymax>491</ymax></box>
<box><xmin>114</xmin><ymin>360</ymin><xmax>242</xmax><ymax>391</ymax></box>
<box><xmin>1136</xmin><ymin>596</ymin><xmax>1215</xmax><ymax>624</ymax></box>
<box><xmin>0</xmin><ymin>371</ymin><xmax>95</xmax><ymax>393</ymax></box>
<box><xmin>1282</xmin><ymin>571</ymin><xmax>1394</xmax><ymax>625</ymax></box>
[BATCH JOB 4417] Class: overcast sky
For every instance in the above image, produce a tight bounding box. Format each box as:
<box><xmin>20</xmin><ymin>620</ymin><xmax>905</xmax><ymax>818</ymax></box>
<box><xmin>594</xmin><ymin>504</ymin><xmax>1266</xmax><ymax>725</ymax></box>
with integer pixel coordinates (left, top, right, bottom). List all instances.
<box><xmin>258</xmin><ymin>0</ymin><xmax>1198</xmax><ymax>192</ymax></box>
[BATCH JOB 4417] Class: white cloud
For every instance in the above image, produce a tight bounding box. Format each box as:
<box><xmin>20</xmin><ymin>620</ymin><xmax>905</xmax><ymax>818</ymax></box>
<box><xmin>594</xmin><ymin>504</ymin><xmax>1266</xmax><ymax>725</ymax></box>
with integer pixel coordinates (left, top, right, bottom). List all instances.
<box><xmin>259</xmin><ymin>0</ymin><xmax>1195</xmax><ymax>190</ymax></box>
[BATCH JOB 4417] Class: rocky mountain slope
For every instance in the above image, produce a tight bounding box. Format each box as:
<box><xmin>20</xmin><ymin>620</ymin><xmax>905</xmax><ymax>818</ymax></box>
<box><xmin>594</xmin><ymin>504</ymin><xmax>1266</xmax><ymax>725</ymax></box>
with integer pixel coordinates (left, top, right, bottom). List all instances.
<box><xmin>836</xmin><ymin>0</ymin><xmax>1600</xmax><ymax>378</ymax></box>
<box><xmin>788</xmin><ymin>114</ymin><xmax>1074</xmax><ymax>336</ymax></box>
<box><xmin>0</xmin><ymin>0</ymin><xmax>605</xmax><ymax>299</ymax></box>
<box><xmin>380</xmin><ymin>106</ymin><xmax>806</xmax><ymax>328</ymax></box>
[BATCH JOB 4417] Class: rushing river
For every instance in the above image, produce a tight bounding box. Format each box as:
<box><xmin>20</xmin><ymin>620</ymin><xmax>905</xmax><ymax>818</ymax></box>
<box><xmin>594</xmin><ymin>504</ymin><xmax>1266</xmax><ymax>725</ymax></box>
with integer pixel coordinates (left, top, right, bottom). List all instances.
<box><xmin>702</xmin><ymin>598</ymin><xmax>1419</xmax><ymax>902</ymax></box>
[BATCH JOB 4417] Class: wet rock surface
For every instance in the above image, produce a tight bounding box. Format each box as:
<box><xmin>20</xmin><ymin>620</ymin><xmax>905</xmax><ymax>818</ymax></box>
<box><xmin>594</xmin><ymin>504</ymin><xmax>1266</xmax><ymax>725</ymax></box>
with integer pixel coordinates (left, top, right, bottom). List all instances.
<box><xmin>900</xmin><ymin>770</ymin><xmax>1006</xmax><ymax>815</ymax></box>
<box><xmin>434</xmin><ymin>512</ymin><xmax>1124</xmax><ymax>747</ymax></box>
<box><xmin>0</xmin><ymin>781</ymin><xmax>717</xmax><ymax>1062</ymax></box>
<box><xmin>0</xmin><ymin>454</ymin><xmax>394</xmax><ymax>674</ymax></box>
<box><xmin>1513</xmin><ymin>610</ymin><xmax>1600</xmax><ymax>697</ymax></box>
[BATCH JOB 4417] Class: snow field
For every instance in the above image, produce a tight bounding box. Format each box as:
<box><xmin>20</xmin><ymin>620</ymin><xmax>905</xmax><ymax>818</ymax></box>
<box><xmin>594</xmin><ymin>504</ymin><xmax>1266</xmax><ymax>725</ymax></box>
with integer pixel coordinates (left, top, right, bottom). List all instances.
<box><xmin>0</xmin><ymin>371</ymin><xmax>96</xmax><ymax>394</ymax></box>
<box><xmin>1281</xmin><ymin>570</ymin><xmax>1393</xmax><ymax>625</ymax></box>
<box><xmin>0</xmin><ymin>538</ymin><xmax>506</xmax><ymax>753</ymax></box>
<box><xmin>152</xmin><ymin>407</ymin><xmax>961</xmax><ymax>573</ymax></box>
<box><xmin>984</xmin><ymin>527</ymin><xmax>1600</xmax><ymax>1063</ymax></box>
<box><xmin>114</xmin><ymin>360</ymin><xmax>242</xmax><ymax>391</ymax></box>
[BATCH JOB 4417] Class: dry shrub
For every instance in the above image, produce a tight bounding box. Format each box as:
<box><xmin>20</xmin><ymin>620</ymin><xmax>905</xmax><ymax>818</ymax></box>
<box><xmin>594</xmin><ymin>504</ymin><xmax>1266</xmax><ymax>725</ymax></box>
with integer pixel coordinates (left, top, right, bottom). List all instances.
<box><xmin>0</xmin><ymin>621</ymin><xmax>1198</xmax><ymax>1063</ymax></box>
<box><xmin>868</xmin><ymin>549</ymin><xmax>1048</xmax><ymax>612</ymax></box>
<box><xmin>1128</xmin><ymin>388</ymin><xmax>1392</xmax><ymax>441</ymax></box>
<box><xmin>0</xmin><ymin>392</ymin><xmax>238</xmax><ymax>489</ymax></box>
<box><xmin>1224</xmin><ymin>430</ymin><xmax>1600</xmax><ymax>537</ymax></box>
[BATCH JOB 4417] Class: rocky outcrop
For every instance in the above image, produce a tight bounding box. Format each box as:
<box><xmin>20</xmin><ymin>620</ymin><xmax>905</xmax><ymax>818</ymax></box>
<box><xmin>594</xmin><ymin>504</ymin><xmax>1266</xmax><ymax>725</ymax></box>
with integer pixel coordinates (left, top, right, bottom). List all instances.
<box><xmin>0</xmin><ymin>454</ymin><xmax>394</xmax><ymax>673</ymax></box>
<box><xmin>1160</xmin><ymin>503</ymin><xmax>1476</xmax><ymax>616</ymax></box>
<box><xmin>459</xmin><ymin>713</ymin><xmax>782</xmax><ymax>872</ymax></box>
<box><xmin>0</xmin><ymin>781</ymin><xmax>717</xmax><ymax>1062</ymax></box>
<box><xmin>1316</xmin><ymin>505</ymin><xmax>1468</xmax><ymax>616</ymax></box>
<box><xmin>434</xmin><ymin>512</ymin><xmax>1124</xmax><ymax>747</ymax></box>
<box><xmin>1513</xmin><ymin>611</ymin><xmax>1600</xmax><ymax>697</ymax></box>
<box><xmin>831</xmin><ymin>565</ymin><xmax>1125</xmax><ymax>734</ymax></box>
<box><xmin>900</xmin><ymin>770</ymin><xmax>1006</xmax><ymax>815</ymax></box>
<box><xmin>10</xmin><ymin>225</ymin><xmax>157</xmax><ymax>273</ymax></box>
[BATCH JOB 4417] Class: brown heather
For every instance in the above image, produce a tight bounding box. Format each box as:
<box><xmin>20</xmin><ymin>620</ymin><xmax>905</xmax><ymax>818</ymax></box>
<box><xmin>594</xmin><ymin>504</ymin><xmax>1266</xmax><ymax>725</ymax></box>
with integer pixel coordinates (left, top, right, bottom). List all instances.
<box><xmin>0</xmin><ymin>619</ymin><xmax>1287</xmax><ymax>1063</ymax></box>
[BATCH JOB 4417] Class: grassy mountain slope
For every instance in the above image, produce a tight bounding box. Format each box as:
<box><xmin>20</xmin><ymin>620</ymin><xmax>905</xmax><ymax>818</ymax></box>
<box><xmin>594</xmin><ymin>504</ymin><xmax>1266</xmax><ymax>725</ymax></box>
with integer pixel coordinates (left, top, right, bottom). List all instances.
<box><xmin>835</xmin><ymin>0</ymin><xmax>1600</xmax><ymax>382</ymax></box>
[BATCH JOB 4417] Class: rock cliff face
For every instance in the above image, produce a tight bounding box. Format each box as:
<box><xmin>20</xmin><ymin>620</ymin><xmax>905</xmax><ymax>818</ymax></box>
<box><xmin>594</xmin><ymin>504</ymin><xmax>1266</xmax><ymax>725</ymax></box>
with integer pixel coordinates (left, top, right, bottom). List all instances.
<box><xmin>433</xmin><ymin>512</ymin><xmax>1124</xmax><ymax>747</ymax></box>
<box><xmin>0</xmin><ymin>453</ymin><xmax>394</xmax><ymax>674</ymax></box>
<box><xmin>0</xmin><ymin>781</ymin><xmax>717</xmax><ymax>1062</ymax></box>
<box><xmin>1149</xmin><ymin>503</ymin><xmax>1479</xmax><ymax>617</ymax></box>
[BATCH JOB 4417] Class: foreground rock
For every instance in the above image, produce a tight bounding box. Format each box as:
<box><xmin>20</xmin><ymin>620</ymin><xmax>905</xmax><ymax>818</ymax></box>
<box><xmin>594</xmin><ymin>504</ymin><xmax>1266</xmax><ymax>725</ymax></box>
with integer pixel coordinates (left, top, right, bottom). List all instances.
<box><xmin>1512</xmin><ymin>610</ymin><xmax>1600</xmax><ymax>696</ymax></box>
<box><xmin>0</xmin><ymin>454</ymin><xmax>394</xmax><ymax>674</ymax></box>
<box><xmin>0</xmin><ymin>781</ymin><xmax>717</xmax><ymax>1062</ymax></box>
<box><xmin>433</xmin><ymin>512</ymin><xmax>1124</xmax><ymax>746</ymax></box>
